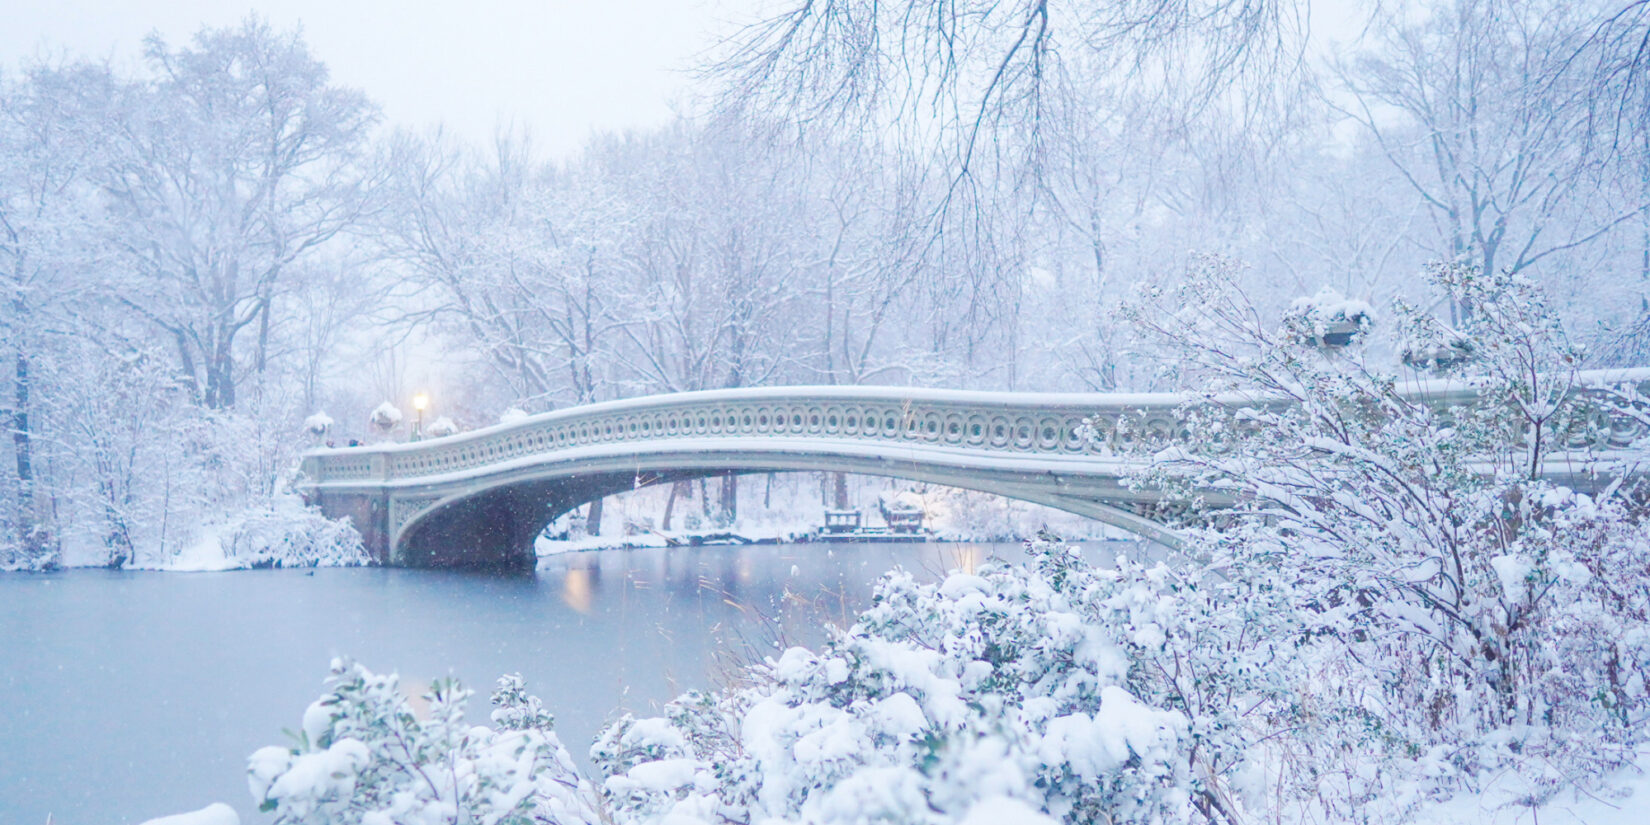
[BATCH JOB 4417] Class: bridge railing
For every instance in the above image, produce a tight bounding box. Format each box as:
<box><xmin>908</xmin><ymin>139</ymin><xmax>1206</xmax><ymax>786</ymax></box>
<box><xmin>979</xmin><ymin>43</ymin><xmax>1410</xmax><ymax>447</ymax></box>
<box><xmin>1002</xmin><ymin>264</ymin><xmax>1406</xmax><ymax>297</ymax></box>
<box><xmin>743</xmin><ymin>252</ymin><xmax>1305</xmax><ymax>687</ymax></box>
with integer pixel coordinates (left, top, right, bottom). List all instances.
<box><xmin>301</xmin><ymin>369</ymin><xmax>1650</xmax><ymax>488</ymax></box>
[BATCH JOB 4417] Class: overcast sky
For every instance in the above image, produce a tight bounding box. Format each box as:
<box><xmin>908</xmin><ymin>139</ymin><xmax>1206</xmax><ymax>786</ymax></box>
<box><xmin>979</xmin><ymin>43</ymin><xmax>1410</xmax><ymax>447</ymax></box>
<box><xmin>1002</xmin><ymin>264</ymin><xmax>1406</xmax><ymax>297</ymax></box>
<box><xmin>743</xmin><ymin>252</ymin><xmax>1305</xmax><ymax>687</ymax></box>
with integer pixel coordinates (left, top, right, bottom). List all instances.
<box><xmin>1</xmin><ymin>0</ymin><xmax>763</xmax><ymax>159</ymax></box>
<box><xmin>3</xmin><ymin>1</ymin><xmax>1374</xmax><ymax>163</ymax></box>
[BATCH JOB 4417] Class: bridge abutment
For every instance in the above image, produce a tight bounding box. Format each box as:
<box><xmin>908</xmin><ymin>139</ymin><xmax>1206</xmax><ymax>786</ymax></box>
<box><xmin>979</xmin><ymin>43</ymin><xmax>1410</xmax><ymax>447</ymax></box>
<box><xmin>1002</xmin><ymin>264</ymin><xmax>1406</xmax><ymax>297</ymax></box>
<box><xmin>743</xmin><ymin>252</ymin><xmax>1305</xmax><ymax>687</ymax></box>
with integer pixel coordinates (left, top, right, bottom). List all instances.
<box><xmin>312</xmin><ymin>490</ymin><xmax>392</xmax><ymax>565</ymax></box>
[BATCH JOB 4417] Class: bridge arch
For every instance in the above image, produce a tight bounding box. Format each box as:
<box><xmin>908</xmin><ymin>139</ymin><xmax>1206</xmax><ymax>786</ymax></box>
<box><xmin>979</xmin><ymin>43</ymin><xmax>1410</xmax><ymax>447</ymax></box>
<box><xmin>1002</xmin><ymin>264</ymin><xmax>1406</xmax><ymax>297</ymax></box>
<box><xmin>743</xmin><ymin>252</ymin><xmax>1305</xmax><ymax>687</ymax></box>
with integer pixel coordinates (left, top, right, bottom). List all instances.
<box><xmin>389</xmin><ymin>442</ymin><xmax>1181</xmax><ymax>570</ymax></box>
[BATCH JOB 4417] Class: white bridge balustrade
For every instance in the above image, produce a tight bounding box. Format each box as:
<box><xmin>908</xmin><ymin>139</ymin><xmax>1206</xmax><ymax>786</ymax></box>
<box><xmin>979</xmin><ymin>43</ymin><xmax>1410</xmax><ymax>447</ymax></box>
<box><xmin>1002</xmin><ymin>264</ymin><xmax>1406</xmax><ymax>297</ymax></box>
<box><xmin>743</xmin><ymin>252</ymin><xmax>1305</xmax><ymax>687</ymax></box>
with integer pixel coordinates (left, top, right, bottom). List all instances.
<box><xmin>297</xmin><ymin>371</ymin><xmax>1650</xmax><ymax>570</ymax></box>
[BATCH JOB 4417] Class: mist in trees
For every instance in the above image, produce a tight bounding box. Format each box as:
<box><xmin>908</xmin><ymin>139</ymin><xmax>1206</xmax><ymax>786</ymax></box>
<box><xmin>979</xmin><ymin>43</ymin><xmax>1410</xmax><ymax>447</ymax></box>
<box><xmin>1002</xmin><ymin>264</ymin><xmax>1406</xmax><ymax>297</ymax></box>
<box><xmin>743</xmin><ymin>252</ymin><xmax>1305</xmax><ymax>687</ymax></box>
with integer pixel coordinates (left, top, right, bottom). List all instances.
<box><xmin>0</xmin><ymin>18</ymin><xmax>382</xmax><ymax>569</ymax></box>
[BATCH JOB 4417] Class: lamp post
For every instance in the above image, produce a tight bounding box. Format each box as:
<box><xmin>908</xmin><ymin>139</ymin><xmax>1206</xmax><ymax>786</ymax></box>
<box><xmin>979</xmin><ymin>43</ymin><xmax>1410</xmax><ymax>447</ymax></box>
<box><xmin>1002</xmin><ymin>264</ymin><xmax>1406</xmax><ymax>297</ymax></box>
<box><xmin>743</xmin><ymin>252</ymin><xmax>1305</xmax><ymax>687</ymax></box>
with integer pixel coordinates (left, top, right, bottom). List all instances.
<box><xmin>412</xmin><ymin>392</ymin><xmax>429</xmax><ymax>441</ymax></box>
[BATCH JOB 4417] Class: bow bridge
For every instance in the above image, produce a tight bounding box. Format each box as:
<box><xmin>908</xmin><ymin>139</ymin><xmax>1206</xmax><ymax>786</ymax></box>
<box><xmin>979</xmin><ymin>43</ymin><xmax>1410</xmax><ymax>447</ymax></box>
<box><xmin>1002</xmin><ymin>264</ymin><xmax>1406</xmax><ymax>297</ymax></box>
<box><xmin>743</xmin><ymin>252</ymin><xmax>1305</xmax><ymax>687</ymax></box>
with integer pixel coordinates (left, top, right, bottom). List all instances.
<box><xmin>298</xmin><ymin>372</ymin><xmax>1649</xmax><ymax>570</ymax></box>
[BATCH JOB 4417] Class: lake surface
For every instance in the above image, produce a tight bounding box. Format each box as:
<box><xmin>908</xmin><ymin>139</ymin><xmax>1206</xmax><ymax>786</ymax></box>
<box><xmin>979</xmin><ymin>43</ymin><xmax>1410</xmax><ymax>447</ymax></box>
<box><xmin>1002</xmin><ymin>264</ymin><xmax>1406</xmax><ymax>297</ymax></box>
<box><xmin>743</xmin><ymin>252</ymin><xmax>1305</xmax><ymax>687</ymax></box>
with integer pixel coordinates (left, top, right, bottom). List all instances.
<box><xmin>0</xmin><ymin>540</ymin><xmax>1136</xmax><ymax>825</ymax></box>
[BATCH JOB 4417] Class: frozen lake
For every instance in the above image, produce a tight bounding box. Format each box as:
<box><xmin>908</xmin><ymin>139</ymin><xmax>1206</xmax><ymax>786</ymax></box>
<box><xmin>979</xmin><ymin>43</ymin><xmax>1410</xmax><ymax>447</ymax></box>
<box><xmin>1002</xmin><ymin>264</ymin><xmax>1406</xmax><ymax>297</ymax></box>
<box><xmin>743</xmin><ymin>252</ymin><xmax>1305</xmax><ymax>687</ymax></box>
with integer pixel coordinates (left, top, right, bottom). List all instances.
<box><xmin>0</xmin><ymin>539</ymin><xmax>1136</xmax><ymax>825</ymax></box>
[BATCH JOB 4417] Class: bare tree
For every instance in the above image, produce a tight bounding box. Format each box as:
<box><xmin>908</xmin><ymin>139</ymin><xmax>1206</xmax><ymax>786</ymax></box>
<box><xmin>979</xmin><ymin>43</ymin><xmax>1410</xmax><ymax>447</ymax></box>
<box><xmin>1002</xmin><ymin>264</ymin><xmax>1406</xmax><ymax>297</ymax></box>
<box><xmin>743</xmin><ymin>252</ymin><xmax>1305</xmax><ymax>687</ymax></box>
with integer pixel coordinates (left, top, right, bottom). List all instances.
<box><xmin>382</xmin><ymin>129</ymin><xmax>629</xmax><ymax>408</ymax></box>
<box><xmin>1334</xmin><ymin>0</ymin><xmax>1650</xmax><ymax>322</ymax></box>
<box><xmin>710</xmin><ymin>0</ymin><xmax>1301</xmax><ymax>198</ymax></box>
<box><xmin>101</xmin><ymin>16</ymin><xmax>380</xmax><ymax>409</ymax></box>
<box><xmin>597</xmin><ymin>123</ymin><xmax>805</xmax><ymax>395</ymax></box>
<box><xmin>1581</xmin><ymin>1</ymin><xmax>1650</xmax><ymax>133</ymax></box>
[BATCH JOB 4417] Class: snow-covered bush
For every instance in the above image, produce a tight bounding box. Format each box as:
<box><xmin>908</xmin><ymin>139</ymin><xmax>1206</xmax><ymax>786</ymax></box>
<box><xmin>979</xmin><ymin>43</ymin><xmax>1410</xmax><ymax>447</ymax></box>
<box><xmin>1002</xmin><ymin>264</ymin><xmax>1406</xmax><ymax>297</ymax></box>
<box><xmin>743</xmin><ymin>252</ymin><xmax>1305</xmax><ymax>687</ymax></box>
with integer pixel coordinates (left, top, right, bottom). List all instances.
<box><xmin>209</xmin><ymin>502</ymin><xmax>370</xmax><ymax>569</ymax></box>
<box><xmin>591</xmin><ymin>536</ymin><xmax>1275</xmax><ymax>825</ymax></box>
<box><xmin>427</xmin><ymin>415</ymin><xmax>459</xmax><ymax>437</ymax></box>
<box><xmin>1121</xmin><ymin>257</ymin><xmax>1650</xmax><ymax>814</ymax></box>
<box><xmin>1396</xmin><ymin>309</ymin><xmax>1474</xmax><ymax>372</ymax></box>
<box><xmin>499</xmin><ymin>407</ymin><xmax>530</xmax><ymax>426</ymax></box>
<box><xmin>250</xmin><ymin>659</ymin><xmax>598</xmax><ymax>825</ymax></box>
<box><xmin>14</xmin><ymin>342</ymin><xmax>327</xmax><ymax>568</ymax></box>
<box><xmin>0</xmin><ymin>518</ymin><xmax>57</xmax><ymax>571</ymax></box>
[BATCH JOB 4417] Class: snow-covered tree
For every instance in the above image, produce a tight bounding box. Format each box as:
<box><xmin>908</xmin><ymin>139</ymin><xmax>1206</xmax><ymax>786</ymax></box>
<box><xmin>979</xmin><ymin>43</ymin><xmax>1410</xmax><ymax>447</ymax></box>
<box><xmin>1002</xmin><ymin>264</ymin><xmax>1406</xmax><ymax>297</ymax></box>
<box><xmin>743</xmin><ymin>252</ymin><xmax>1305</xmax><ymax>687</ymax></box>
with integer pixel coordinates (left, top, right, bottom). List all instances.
<box><xmin>1119</xmin><ymin>256</ymin><xmax>1650</xmax><ymax>812</ymax></box>
<box><xmin>0</xmin><ymin>61</ymin><xmax>118</xmax><ymax>568</ymax></box>
<box><xmin>380</xmin><ymin>129</ymin><xmax>624</xmax><ymax>409</ymax></box>
<box><xmin>1333</xmin><ymin>0</ymin><xmax>1650</xmax><ymax>324</ymax></box>
<box><xmin>102</xmin><ymin>15</ymin><xmax>380</xmax><ymax>410</ymax></box>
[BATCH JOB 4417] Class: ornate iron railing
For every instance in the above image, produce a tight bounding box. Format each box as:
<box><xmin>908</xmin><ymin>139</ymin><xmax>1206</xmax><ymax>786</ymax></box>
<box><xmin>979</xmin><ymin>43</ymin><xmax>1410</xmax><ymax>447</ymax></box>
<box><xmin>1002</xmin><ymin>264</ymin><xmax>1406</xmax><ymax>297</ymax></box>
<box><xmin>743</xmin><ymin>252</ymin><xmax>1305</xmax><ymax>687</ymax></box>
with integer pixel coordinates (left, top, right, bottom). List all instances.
<box><xmin>302</xmin><ymin>370</ymin><xmax>1650</xmax><ymax>489</ymax></box>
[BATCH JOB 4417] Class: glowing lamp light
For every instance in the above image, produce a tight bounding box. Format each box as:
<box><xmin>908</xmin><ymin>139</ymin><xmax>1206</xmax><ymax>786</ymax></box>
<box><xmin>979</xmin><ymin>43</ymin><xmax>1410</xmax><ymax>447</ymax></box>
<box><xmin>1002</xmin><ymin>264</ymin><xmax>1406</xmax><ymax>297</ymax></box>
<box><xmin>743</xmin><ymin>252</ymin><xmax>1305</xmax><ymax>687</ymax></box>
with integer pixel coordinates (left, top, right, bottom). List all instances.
<box><xmin>411</xmin><ymin>392</ymin><xmax>430</xmax><ymax>442</ymax></box>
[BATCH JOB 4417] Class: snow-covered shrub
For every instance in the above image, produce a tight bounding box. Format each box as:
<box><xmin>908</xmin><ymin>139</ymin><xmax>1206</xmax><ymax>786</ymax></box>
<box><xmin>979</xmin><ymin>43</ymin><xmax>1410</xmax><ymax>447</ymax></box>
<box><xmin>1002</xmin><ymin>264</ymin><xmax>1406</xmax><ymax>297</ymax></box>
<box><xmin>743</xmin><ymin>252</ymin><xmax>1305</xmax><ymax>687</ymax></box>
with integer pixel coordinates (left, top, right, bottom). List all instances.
<box><xmin>591</xmin><ymin>536</ymin><xmax>1277</xmax><ymax>825</ymax></box>
<box><xmin>250</xmin><ymin>659</ymin><xmax>598</xmax><ymax>825</ymax></box>
<box><xmin>212</xmin><ymin>502</ymin><xmax>370</xmax><ymax>568</ymax></box>
<box><xmin>1121</xmin><ymin>257</ymin><xmax>1650</xmax><ymax>814</ymax></box>
<box><xmin>499</xmin><ymin>407</ymin><xmax>530</xmax><ymax>426</ymax></box>
<box><xmin>0</xmin><ymin>518</ymin><xmax>58</xmax><ymax>571</ymax></box>
<box><xmin>21</xmin><ymin>341</ymin><xmax>321</xmax><ymax>568</ymax></box>
<box><xmin>427</xmin><ymin>415</ymin><xmax>459</xmax><ymax>437</ymax></box>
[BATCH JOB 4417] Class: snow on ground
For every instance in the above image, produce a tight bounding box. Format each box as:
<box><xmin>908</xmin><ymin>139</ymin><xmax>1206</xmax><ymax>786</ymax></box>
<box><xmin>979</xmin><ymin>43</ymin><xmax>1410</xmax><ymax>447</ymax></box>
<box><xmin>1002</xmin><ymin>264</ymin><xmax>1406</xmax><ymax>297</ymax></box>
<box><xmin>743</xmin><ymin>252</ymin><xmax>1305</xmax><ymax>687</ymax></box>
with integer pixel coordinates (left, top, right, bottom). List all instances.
<box><xmin>958</xmin><ymin>797</ymin><xmax>1059</xmax><ymax>825</ymax></box>
<box><xmin>536</xmin><ymin>522</ymin><xmax>818</xmax><ymax>555</ymax></box>
<box><xmin>137</xmin><ymin>802</ymin><xmax>240</xmax><ymax>825</ymax></box>
<box><xmin>145</xmin><ymin>494</ymin><xmax>369</xmax><ymax>571</ymax></box>
<box><xmin>134</xmin><ymin>764</ymin><xmax>1650</xmax><ymax>825</ymax></box>
<box><xmin>160</xmin><ymin>519</ymin><xmax>243</xmax><ymax>571</ymax></box>
<box><xmin>536</xmin><ymin>471</ymin><xmax>1129</xmax><ymax>556</ymax></box>
<box><xmin>1409</xmin><ymin>756</ymin><xmax>1649</xmax><ymax>825</ymax></box>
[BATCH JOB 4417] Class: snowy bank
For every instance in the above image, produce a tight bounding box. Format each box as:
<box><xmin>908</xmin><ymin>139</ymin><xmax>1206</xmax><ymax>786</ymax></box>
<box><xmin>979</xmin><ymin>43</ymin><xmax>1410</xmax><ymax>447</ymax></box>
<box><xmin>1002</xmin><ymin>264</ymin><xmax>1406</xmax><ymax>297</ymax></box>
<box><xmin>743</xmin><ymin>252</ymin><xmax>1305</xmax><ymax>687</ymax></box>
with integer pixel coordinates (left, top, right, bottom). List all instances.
<box><xmin>535</xmin><ymin>471</ymin><xmax>1131</xmax><ymax>556</ymax></box>
<box><xmin>138</xmin><ymin>802</ymin><xmax>239</xmax><ymax>825</ymax></box>
<box><xmin>151</xmin><ymin>496</ymin><xmax>369</xmax><ymax>571</ymax></box>
<box><xmin>1411</xmin><ymin>759</ymin><xmax>1650</xmax><ymax>825</ymax></box>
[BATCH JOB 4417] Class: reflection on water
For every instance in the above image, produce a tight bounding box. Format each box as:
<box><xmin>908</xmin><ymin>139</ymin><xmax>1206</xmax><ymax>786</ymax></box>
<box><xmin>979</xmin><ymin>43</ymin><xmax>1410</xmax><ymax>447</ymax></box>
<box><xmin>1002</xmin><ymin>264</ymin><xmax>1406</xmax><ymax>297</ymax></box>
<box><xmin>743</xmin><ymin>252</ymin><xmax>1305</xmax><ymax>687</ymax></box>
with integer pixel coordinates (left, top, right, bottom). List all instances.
<box><xmin>0</xmin><ymin>539</ymin><xmax>1138</xmax><ymax>825</ymax></box>
<box><xmin>947</xmin><ymin>544</ymin><xmax>983</xmax><ymax>574</ymax></box>
<box><xmin>560</xmin><ymin>566</ymin><xmax>593</xmax><ymax>613</ymax></box>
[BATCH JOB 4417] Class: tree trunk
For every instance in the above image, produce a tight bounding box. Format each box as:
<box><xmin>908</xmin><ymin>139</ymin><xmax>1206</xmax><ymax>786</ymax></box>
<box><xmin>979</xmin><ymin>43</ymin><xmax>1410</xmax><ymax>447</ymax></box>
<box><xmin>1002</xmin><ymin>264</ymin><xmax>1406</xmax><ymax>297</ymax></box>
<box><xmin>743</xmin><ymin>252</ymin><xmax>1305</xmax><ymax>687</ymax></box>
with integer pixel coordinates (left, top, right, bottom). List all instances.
<box><xmin>255</xmin><ymin>297</ymin><xmax>272</xmax><ymax>375</ymax></box>
<box><xmin>719</xmin><ymin>474</ymin><xmax>738</xmax><ymax>524</ymax></box>
<box><xmin>12</xmin><ymin>350</ymin><xmax>32</xmax><ymax>493</ymax></box>
<box><xmin>205</xmin><ymin>344</ymin><xmax>236</xmax><ymax>410</ymax></box>
<box><xmin>94</xmin><ymin>447</ymin><xmax>132</xmax><ymax>569</ymax></box>
<box><xmin>1640</xmin><ymin>216</ymin><xmax>1648</xmax><ymax>313</ymax></box>
<box><xmin>586</xmin><ymin>498</ymin><xmax>603</xmax><ymax>537</ymax></box>
<box><xmin>11</xmin><ymin>346</ymin><xmax>38</xmax><ymax>556</ymax></box>
<box><xmin>661</xmin><ymin>481</ymin><xmax>686</xmax><ymax>531</ymax></box>
<box><xmin>833</xmin><ymin>472</ymin><xmax>849</xmax><ymax>509</ymax></box>
<box><xmin>172</xmin><ymin>328</ymin><xmax>202</xmax><ymax>404</ymax></box>
<box><xmin>252</xmin><ymin>296</ymin><xmax>272</xmax><ymax>404</ymax></box>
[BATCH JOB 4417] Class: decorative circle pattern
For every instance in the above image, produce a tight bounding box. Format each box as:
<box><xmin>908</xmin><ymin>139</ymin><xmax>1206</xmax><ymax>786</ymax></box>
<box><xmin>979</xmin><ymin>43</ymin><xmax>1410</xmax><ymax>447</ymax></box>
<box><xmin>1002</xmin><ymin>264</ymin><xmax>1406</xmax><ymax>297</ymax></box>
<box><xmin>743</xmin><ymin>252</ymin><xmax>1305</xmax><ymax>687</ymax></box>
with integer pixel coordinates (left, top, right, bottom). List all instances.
<box><xmin>300</xmin><ymin>380</ymin><xmax>1650</xmax><ymax>487</ymax></box>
